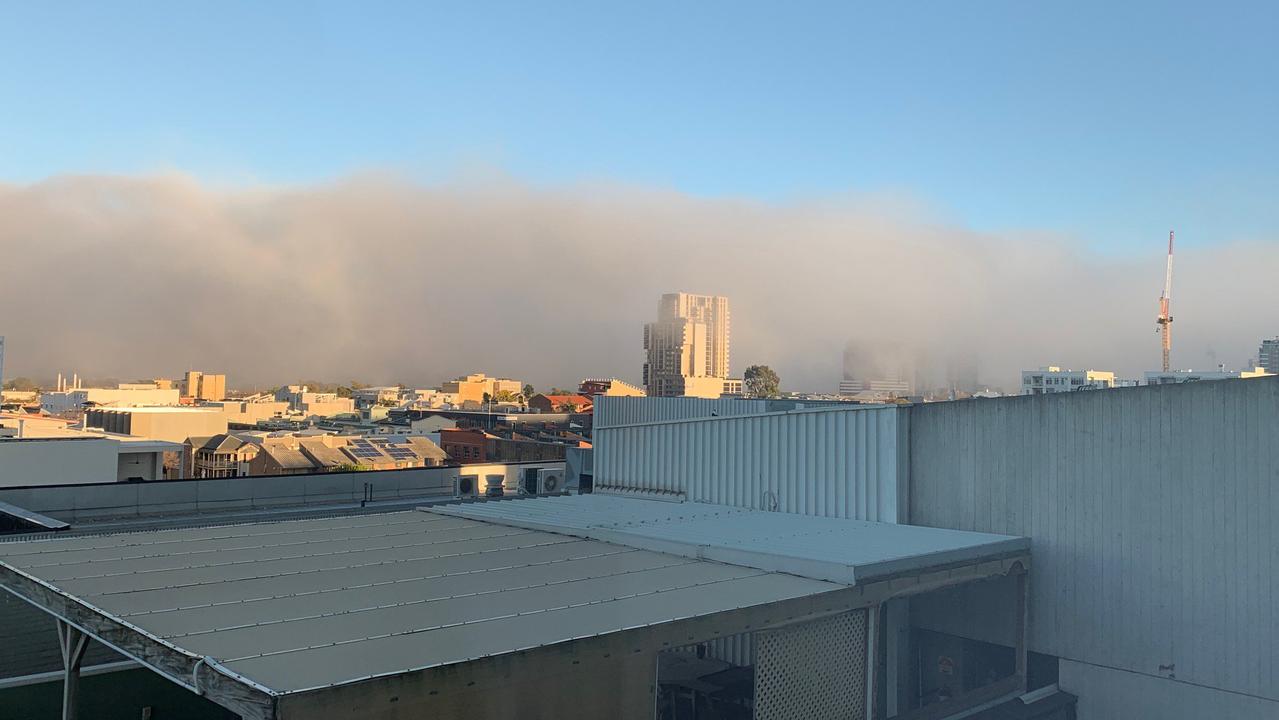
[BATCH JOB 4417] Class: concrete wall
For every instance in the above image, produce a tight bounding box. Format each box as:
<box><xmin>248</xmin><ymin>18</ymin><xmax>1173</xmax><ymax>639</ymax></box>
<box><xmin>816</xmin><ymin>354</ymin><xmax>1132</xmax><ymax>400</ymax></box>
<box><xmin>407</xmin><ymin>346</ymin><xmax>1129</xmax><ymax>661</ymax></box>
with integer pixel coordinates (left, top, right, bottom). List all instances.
<box><xmin>594</xmin><ymin>405</ymin><xmax>908</xmax><ymax>521</ymax></box>
<box><xmin>0</xmin><ymin>438</ymin><xmax>118</xmax><ymax>487</ymax></box>
<box><xmin>909</xmin><ymin>377</ymin><xmax>1279</xmax><ymax>716</ymax></box>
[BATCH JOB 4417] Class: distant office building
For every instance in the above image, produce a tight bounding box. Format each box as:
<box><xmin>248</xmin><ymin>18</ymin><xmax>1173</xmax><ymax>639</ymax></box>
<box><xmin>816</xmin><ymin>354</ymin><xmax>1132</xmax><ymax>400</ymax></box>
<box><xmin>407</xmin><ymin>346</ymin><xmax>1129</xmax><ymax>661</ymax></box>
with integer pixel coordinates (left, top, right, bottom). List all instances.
<box><xmin>1021</xmin><ymin>367</ymin><xmax>1119</xmax><ymax>395</ymax></box>
<box><xmin>439</xmin><ymin>374</ymin><xmax>524</xmax><ymax>406</ymax></box>
<box><xmin>206</xmin><ymin>397</ymin><xmax>290</xmax><ymax>426</ymax></box>
<box><xmin>1259</xmin><ymin>337</ymin><xmax>1279</xmax><ymax>374</ymax></box>
<box><xmin>1144</xmin><ymin>366</ymin><xmax>1272</xmax><ymax>385</ymax></box>
<box><xmin>0</xmin><ymin>336</ymin><xmax>5</xmax><ymax>391</ymax></box>
<box><xmin>838</xmin><ymin>378</ymin><xmax>911</xmax><ymax>397</ymax></box>
<box><xmin>182</xmin><ymin>371</ymin><xmax>226</xmax><ymax>401</ymax></box>
<box><xmin>578</xmin><ymin>378</ymin><xmax>646</xmax><ymax>397</ymax></box>
<box><xmin>643</xmin><ymin>292</ymin><xmax>731</xmax><ymax>398</ymax></box>
<box><xmin>841</xmin><ymin>341</ymin><xmax>916</xmax><ymax>398</ymax></box>
<box><xmin>274</xmin><ymin>385</ymin><xmax>356</xmax><ymax>417</ymax></box>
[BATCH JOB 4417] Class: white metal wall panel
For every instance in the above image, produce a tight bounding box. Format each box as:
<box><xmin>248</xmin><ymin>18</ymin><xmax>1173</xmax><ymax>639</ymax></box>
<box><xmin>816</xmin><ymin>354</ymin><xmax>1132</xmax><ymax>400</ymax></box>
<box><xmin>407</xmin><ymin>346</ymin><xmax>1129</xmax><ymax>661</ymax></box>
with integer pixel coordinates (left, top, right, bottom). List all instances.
<box><xmin>910</xmin><ymin>377</ymin><xmax>1279</xmax><ymax>707</ymax></box>
<box><xmin>594</xmin><ymin>406</ymin><xmax>908</xmax><ymax>522</ymax></box>
<box><xmin>1059</xmin><ymin>658</ymin><xmax>1279</xmax><ymax>720</ymax></box>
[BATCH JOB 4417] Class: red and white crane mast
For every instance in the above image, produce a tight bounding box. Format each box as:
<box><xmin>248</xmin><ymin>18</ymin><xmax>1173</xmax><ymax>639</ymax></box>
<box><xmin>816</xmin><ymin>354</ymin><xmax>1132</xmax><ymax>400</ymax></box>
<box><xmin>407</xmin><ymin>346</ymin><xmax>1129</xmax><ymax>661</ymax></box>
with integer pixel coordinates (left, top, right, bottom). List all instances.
<box><xmin>1156</xmin><ymin>230</ymin><xmax>1174</xmax><ymax>372</ymax></box>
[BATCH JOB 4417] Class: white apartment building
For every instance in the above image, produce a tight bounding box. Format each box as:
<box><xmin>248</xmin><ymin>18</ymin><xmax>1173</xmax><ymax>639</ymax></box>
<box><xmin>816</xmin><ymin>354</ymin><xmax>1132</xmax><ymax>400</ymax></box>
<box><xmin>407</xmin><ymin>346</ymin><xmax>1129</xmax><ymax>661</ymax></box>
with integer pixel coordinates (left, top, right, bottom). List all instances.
<box><xmin>1021</xmin><ymin>366</ymin><xmax>1118</xmax><ymax>395</ymax></box>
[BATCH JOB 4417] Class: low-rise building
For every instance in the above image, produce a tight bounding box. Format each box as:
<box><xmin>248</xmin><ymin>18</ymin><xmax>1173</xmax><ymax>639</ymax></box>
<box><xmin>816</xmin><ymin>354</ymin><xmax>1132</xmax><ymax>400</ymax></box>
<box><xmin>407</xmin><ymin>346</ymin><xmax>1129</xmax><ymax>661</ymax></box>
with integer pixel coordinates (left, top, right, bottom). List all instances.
<box><xmin>439</xmin><ymin>374</ymin><xmax>523</xmax><ymax>406</ymax></box>
<box><xmin>84</xmin><ymin>406</ymin><xmax>228</xmax><ymax>444</ymax></box>
<box><xmin>1021</xmin><ymin>366</ymin><xmax>1119</xmax><ymax>395</ymax></box>
<box><xmin>528</xmin><ymin>393</ymin><xmax>593</xmax><ymax>413</ymax></box>
<box><xmin>1143</xmin><ymin>366</ymin><xmax>1272</xmax><ymax>384</ymax></box>
<box><xmin>274</xmin><ymin>385</ymin><xmax>356</xmax><ymax>417</ymax></box>
<box><xmin>578</xmin><ymin>378</ymin><xmax>646</xmax><ymax>397</ymax></box>
<box><xmin>185</xmin><ymin>434</ymin><xmax>259</xmax><ymax>478</ymax></box>
<box><xmin>349</xmin><ymin>386</ymin><xmax>405</xmax><ymax>408</ymax></box>
<box><xmin>0</xmin><ymin>415</ymin><xmax>180</xmax><ymax>485</ymax></box>
<box><xmin>40</xmin><ymin>383</ymin><xmax>180</xmax><ymax>414</ymax></box>
<box><xmin>438</xmin><ymin>428</ymin><xmax>573</xmax><ymax>463</ymax></box>
<box><xmin>206</xmin><ymin>398</ymin><xmax>290</xmax><ymax>426</ymax></box>
<box><xmin>248</xmin><ymin>434</ymin><xmax>448</xmax><ymax>475</ymax></box>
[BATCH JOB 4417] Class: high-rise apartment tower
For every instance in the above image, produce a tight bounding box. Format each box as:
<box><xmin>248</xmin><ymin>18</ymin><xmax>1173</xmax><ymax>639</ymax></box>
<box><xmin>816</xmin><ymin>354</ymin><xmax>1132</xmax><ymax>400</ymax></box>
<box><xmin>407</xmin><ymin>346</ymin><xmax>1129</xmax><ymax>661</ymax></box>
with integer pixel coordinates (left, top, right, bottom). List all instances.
<box><xmin>643</xmin><ymin>293</ymin><xmax>730</xmax><ymax>398</ymax></box>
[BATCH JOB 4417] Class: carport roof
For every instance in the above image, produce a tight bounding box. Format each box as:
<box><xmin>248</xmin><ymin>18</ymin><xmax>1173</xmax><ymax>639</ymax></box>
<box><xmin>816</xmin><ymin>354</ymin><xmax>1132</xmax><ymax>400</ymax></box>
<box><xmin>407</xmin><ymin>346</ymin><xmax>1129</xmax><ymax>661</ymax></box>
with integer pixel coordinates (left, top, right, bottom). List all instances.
<box><xmin>0</xmin><ymin>509</ymin><xmax>841</xmax><ymax>716</ymax></box>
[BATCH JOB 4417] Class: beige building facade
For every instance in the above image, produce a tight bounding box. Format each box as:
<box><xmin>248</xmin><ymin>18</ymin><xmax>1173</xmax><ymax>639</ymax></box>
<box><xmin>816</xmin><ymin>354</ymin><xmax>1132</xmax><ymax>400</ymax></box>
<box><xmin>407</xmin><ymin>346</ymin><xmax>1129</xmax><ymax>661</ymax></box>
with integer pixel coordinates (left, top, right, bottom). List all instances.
<box><xmin>182</xmin><ymin>371</ymin><xmax>227</xmax><ymax>401</ymax></box>
<box><xmin>643</xmin><ymin>292</ymin><xmax>731</xmax><ymax>398</ymax></box>
<box><xmin>84</xmin><ymin>407</ymin><xmax>228</xmax><ymax>444</ymax></box>
<box><xmin>440</xmin><ymin>374</ymin><xmax>524</xmax><ymax>405</ymax></box>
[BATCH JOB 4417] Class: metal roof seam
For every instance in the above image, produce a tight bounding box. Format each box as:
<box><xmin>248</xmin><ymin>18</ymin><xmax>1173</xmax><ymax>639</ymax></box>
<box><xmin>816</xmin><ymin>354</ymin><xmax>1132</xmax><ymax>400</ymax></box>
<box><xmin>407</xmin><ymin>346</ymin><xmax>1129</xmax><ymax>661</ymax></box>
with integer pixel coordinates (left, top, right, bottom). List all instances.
<box><xmin>83</xmin><ymin>537</ymin><xmax>583</xmax><ymax>598</ymax></box>
<box><xmin>158</xmin><ymin>559</ymin><xmax>703</xmax><ymax>640</ymax></box>
<box><xmin>0</xmin><ymin>514</ymin><xmax>444</xmax><ymax>557</ymax></box>
<box><xmin>116</xmin><ymin>547</ymin><xmax>645</xmax><ymax>617</ymax></box>
<box><xmin>44</xmin><ymin>528</ymin><xmax>540</xmax><ymax>582</ymax></box>
<box><xmin>215</xmin><ymin>570</ymin><xmax>776</xmax><ymax>664</ymax></box>
<box><xmin>13</xmin><ymin>523</ymin><xmax>474</xmax><ymax>570</ymax></box>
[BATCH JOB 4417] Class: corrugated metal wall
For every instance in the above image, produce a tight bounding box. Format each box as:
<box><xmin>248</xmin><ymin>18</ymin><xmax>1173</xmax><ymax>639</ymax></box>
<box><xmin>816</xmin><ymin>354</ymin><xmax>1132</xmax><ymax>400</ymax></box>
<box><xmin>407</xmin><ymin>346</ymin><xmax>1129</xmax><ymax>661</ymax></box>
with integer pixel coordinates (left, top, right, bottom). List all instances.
<box><xmin>909</xmin><ymin>377</ymin><xmax>1279</xmax><ymax>708</ymax></box>
<box><xmin>593</xmin><ymin>396</ymin><xmax>870</xmax><ymax>428</ymax></box>
<box><xmin>594</xmin><ymin>406</ymin><xmax>908</xmax><ymax>522</ymax></box>
<box><xmin>594</xmin><ymin>396</ymin><xmax>777</xmax><ymax>428</ymax></box>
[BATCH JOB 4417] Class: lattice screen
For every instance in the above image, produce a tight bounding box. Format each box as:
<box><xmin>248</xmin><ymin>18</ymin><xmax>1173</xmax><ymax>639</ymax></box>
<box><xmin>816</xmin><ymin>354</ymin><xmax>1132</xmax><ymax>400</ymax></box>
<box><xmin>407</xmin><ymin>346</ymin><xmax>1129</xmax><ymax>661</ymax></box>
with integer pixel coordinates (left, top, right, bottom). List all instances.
<box><xmin>753</xmin><ymin>609</ymin><xmax>868</xmax><ymax>720</ymax></box>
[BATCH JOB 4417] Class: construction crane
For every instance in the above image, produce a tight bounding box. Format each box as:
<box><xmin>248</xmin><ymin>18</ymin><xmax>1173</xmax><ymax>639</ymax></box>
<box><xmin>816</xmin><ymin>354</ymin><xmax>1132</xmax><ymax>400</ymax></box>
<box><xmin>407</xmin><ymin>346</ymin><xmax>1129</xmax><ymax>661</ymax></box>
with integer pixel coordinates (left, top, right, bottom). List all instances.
<box><xmin>1156</xmin><ymin>230</ymin><xmax>1174</xmax><ymax>372</ymax></box>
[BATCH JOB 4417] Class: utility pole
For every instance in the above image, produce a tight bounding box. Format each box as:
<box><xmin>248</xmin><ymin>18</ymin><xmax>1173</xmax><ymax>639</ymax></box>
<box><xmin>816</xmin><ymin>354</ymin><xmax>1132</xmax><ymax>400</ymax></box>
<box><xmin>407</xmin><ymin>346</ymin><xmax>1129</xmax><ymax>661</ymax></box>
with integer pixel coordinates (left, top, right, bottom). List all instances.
<box><xmin>1156</xmin><ymin>231</ymin><xmax>1175</xmax><ymax>372</ymax></box>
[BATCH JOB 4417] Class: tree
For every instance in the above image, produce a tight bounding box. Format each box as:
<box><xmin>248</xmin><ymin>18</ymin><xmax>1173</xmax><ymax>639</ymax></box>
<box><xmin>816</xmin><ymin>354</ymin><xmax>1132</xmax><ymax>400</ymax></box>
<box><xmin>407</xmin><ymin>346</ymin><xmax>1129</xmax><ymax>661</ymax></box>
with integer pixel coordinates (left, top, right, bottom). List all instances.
<box><xmin>2</xmin><ymin>377</ymin><xmax>38</xmax><ymax>392</ymax></box>
<box><xmin>492</xmin><ymin>390</ymin><xmax>519</xmax><ymax>403</ymax></box>
<box><xmin>482</xmin><ymin>392</ymin><xmax>493</xmax><ymax>406</ymax></box>
<box><xmin>522</xmin><ymin>384</ymin><xmax>535</xmax><ymax>399</ymax></box>
<box><xmin>743</xmin><ymin>365</ymin><xmax>780</xmax><ymax>399</ymax></box>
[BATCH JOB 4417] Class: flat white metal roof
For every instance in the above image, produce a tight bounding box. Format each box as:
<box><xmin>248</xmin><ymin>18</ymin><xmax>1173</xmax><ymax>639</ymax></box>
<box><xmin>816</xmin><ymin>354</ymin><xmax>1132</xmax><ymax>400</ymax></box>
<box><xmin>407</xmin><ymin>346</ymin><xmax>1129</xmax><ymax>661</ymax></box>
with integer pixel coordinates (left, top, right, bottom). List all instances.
<box><xmin>430</xmin><ymin>495</ymin><xmax>1029</xmax><ymax>584</ymax></box>
<box><xmin>0</xmin><ymin>510</ymin><xmax>840</xmax><ymax>697</ymax></box>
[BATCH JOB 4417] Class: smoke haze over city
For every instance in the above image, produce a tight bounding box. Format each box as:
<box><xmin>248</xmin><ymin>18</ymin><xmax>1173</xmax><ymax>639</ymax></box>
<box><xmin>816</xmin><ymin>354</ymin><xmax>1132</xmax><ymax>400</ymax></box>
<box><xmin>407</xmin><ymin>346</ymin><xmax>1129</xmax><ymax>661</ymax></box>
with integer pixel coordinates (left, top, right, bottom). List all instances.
<box><xmin>3</xmin><ymin>172</ymin><xmax>1277</xmax><ymax>391</ymax></box>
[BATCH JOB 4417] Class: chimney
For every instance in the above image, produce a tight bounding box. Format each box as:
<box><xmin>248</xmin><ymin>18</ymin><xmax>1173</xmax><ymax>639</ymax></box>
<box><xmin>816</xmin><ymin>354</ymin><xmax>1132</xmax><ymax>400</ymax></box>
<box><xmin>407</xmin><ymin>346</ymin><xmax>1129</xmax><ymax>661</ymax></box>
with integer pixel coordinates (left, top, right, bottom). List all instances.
<box><xmin>57</xmin><ymin>373</ymin><xmax>63</xmax><ymax>392</ymax></box>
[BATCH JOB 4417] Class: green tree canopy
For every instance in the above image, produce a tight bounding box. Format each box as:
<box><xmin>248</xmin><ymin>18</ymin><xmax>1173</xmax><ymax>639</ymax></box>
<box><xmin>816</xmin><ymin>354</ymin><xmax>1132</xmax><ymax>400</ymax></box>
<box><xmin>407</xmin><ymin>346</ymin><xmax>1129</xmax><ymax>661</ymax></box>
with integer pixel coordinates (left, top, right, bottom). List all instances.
<box><xmin>743</xmin><ymin>365</ymin><xmax>780</xmax><ymax>399</ymax></box>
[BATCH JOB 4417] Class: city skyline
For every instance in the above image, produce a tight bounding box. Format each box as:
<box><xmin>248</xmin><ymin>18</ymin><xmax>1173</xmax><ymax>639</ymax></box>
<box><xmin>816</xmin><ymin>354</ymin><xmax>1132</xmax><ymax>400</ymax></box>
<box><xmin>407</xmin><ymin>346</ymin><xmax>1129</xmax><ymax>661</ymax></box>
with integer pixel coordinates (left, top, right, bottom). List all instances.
<box><xmin>2</xmin><ymin>177</ymin><xmax>1275</xmax><ymax>392</ymax></box>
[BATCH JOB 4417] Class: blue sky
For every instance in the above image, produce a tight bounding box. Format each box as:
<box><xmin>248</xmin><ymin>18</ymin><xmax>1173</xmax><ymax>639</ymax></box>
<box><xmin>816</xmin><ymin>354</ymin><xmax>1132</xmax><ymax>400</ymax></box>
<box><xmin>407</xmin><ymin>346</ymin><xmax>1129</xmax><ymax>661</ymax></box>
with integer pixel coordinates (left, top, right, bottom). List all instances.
<box><xmin>3</xmin><ymin>1</ymin><xmax>1276</xmax><ymax>251</ymax></box>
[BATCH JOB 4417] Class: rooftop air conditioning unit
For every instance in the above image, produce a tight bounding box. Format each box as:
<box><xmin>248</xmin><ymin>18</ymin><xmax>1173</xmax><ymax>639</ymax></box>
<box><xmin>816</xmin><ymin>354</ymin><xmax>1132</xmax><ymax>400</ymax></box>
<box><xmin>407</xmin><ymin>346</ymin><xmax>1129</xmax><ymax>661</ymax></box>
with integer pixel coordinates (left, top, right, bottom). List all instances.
<box><xmin>484</xmin><ymin>473</ymin><xmax>506</xmax><ymax>498</ymax></box>
<box><xmin>537</xmin><ymin>469</ymin><xmax>565</xmax><ymax>494</ymax></box>
<box><xmin>457</xmin><ymin>474</ymin><xmax>480</xmax><ymax>498</ymax></box>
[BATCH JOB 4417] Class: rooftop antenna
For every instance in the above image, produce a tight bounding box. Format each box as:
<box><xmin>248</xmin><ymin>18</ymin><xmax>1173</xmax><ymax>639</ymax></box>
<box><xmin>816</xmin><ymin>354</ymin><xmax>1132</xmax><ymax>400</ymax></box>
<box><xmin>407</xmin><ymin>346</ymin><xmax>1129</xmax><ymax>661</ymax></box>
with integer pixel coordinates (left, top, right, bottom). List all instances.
<box><xmin>1156</xmin><ymin>230</ymin><xmax>1175</xmax><ymax>372</ymax></box>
